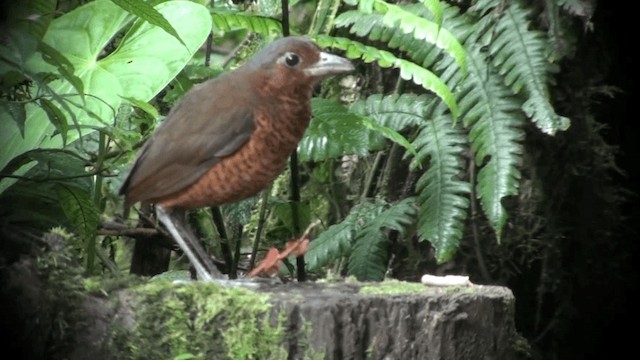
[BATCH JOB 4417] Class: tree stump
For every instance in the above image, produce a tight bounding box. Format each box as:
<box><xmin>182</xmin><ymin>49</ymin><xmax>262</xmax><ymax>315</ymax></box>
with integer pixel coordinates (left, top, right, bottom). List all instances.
<box><xmin>2</xmin><ymin>250</ymin><xmax>517</xmax><ymax>360</ymax></box>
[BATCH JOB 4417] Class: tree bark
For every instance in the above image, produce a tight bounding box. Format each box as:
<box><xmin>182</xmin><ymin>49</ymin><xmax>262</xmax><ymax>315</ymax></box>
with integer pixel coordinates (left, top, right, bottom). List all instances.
<box><xmin>2</xmin><ymin>250</ymin><xmax>517</xmax><ymax>360</ymax></box>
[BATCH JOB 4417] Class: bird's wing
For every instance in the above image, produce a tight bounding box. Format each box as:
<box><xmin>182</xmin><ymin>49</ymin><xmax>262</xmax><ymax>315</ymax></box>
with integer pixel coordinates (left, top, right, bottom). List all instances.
<box><xmin>120</xmin><ymin>78</ymin><xmax>256</xmax><ymax>205</ymax></box>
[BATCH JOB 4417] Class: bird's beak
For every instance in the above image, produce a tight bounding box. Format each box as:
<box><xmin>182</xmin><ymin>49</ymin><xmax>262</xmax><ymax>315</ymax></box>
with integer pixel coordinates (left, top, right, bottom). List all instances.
<box><xmin>305</xmin><ymin>52</ymin><xmax>355</xmax><ymax>78</ymax></box>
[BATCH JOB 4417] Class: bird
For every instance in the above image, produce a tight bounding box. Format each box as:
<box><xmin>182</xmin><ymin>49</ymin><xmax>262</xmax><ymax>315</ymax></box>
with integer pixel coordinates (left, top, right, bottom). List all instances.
<box><xmin>119</xmin><ymin>36</ymin><xmax>355</xmax><ymax>281</ymax></box>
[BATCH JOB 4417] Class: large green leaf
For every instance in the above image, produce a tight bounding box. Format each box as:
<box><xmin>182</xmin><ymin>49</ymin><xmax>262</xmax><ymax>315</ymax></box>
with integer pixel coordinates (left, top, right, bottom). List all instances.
<box><xmin>0</xmin><ymin>0</ymin><xmax>212</xmax><ymax>194</ymax></box>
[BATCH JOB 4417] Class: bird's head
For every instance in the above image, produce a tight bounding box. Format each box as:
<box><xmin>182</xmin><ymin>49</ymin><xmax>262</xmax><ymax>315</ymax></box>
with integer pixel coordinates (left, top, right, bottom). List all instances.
<box><xmin>244</xmin><ymin>36</ymin><xmax>355</xmax><ymax>96</ymax></box>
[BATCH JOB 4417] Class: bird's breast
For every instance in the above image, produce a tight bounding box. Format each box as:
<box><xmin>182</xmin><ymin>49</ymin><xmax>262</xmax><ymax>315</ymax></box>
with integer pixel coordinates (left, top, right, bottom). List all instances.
<box><xmin>156</xmin><ymin>99</ymin><xmax>311</xmax><ymax>209</ymax></box>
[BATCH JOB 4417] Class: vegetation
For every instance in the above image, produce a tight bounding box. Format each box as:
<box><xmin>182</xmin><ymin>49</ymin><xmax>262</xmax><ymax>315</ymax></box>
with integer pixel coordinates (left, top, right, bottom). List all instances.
<box><xmin>0</xmin><ymin>0</ymin><xmax>629</xmax><ymax>358</ymax></box>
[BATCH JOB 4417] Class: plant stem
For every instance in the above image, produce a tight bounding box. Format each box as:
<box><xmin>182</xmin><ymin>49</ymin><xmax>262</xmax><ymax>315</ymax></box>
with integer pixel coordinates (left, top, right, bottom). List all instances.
<box><xmin>210</xmin><ymin>206</ymin><xmax>233</xmax><ymax>276</ymax></box>
<box><xmin>250</xmin><ymin>188</ymin><xmax>271</xmax><ymax>270</ymax></box>
<box><xmin>469</xmin><ymin>156</ymin><xmax>491</xmax><ymax>282</ymax></box>
<box><xmin>361</xmin><ymin>151</ymin><xmax>385</xmax><ymax>201</ymax></box>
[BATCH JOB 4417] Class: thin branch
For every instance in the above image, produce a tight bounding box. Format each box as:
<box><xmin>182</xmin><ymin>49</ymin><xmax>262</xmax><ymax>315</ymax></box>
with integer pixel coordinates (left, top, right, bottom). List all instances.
<box><xmin>98</xmin><ymin>227</ymin><xmax>160</xmax><ymax>237</ymax></box>
<box><xmin>211</xmin><ymin>206</ymin><xmax>233</xmax><ymax>275</ymax></box>
<box><xmin>361</xmin><ymin>151</ymin><xmax>385</xmax><ymax>201</ymax></box>
<box><xmin>250</xmin><ymin>188</ymin><xmax>271</xmax><ymax>270</ymax></box>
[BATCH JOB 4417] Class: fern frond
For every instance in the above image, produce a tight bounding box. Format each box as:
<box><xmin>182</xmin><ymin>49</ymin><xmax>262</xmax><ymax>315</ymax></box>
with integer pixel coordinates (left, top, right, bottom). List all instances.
<box><xmin>457</xmin><ymin>46</ymin><xmax>525</xmax><ymax>240</ymax></box>
<box><xmin>299</xmin><ymin>98</ymin><xmax>380</xmax><ymax>162</ymax></box>
<box><xmin>348</xmin><ymin>197</ymin><xmax>417</xmax><ymax>281</ymax></box>
<box><xmin>350</xmin><ymin>93</ymin><xmax>435</xmax><ymax>131</ymax></box>
<box><xmin>299</xmin><ymin>98</ymin><xmax>418</xmax><ymax>161</ymax></box>
<box><xmin>472</xmin><ymin>0</ymin><xmax>570</xmax><ymax>134</ymax></box>
<box><xmin>316</xmin><ymin>35</ymin><xmax>458</xmax><ymax>118</ymax></box>
<box><xmin>308</xmin><ymin>0</ymin><xmax>342</xmax><ymax>35</ymax></box>
<box><xmin>412</xmin><ymin>115</ymin><xmax>471</xmax><ymax>263</ymax></box>
<box><xmin>304</xmin><ymin>221</ymin><xmax>353</xmax><ymax>271</ymax></box>
<box><xmin>306</xmin><ymin>200</ymin><xmax>386</xmax><ymax>271</ymax></box>
<box><xmin>212</xmin><ymin>11</ymin><xmax>282</xmax><ymax>35</ymax></box>
<box><xmin>335</xmin><ymin>1</ymin><xmax>466</xmax><ymax>72</ymax></box>
<box><xmin>359</xmin><ymin>116</ymin><xmax>417</xmax><ymax>157</ymax></box>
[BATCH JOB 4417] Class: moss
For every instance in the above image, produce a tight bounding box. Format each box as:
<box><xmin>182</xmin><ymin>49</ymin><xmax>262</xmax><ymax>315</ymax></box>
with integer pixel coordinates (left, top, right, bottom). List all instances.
<box><xmin>511</xmin><ymin>332</ymin><xmax>534</xmax><ymax>359</ymax></box>
<box><xmin>359</xmin><ymin>279</ymin><xmax>426</xmax><ymax>295</ymax></box>
<box><xmin>110</xmin><ymin>281</ymin><xmax>288</xmax><ymax>359</ymax></box>
<box><xmin>33</xmin><ymin>232</ymin><xmax>87</xmax><ymax>359</ymax></box>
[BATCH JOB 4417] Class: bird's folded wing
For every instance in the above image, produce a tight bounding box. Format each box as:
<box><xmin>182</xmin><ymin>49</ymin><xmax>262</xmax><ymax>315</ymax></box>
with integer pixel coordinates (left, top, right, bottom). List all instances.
<box><xmin>120</xmin><ymin>81</ymin><xmax>256</xmax><ymax>205</ymax></box>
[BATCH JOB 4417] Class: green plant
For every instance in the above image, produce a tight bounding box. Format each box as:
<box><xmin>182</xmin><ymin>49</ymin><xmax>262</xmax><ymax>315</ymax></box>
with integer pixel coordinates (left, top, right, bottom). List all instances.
<box><xmin>1</xmin><ymin>0</ymin><xmax>212</xmax><ymax>273</ymax></box>
<box><xmin>2</xmin><ymin>0</ymin><xmax>578</xmax><ymax>277</ymax></box>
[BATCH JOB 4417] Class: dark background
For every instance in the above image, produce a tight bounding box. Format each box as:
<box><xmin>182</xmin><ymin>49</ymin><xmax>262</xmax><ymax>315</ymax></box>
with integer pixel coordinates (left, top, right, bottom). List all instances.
<box><xmin>563</xmin><ymin>3</ymin><xmax>638</xmax><ymax>359</ymax></box>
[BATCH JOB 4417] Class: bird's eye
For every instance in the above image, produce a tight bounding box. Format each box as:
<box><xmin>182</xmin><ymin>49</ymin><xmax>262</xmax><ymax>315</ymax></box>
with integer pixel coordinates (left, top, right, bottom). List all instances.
<box><xmin>284</xmin><ymin>53</ymin><xmax>300</xmax><ymax>67</ymax></box>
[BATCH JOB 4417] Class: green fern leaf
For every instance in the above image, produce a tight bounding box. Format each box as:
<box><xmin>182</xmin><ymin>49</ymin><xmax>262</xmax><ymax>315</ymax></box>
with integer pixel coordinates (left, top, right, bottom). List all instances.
<box><xmin>474</xmin><ymin>0</ymin><xmax>570</xmax><ymax>134</ymax></box>
<box><xmin>359</xmin><ymin>116</ymin><xmax>417</xmax><ymax>157</ymax></box>
<box><xmin>347</xmin><ymin>231</ymin><xmax>389</xmax><ymax>281</ymax></box>
<box><xmin>348</xmin><ymin>197</ymin><xmax>417</xmax><ymax>281</ymax></box>
<box><xmin>457</xmin><ymin>46</ymin><xmax>525</xmax><ymax>240</ymax></box>
<box><xmin>315</xmin><ymin>35</ymin><xmax>458</xmax><ymax>118</ymax></box>
<box><xmin>350</xmin><ymin>93</ymin><xmax>434</xmax><ymax>131</ymax></box>
<box><xmin>373</xmin><ymin>1</ymin><xmax>466</xmax><ymax>72</ymax></box>
<box><xmin>308</xmin><ymin>0</ymin><xmax>342</xmax><ymax>35</ymax></box>
<box><xmin>212</xmin><ymin>11</ymin><xmax>282</xmax><ymax>35</ymax></box>
<box><xmin>335</xmin><ymin>1</ymin><xmax>466</xmax><ymax>72</ymax></box>
<box><xmin>412</xmin><ymin>115</ymin><xmax>471</xmax><ymax>263</ymax></box>
<box><xmin>420</xmin><ymin>0</ymin><xmax>443</xmax><ymax>27</ymax></box>
<box><xmin>299</xmin><ymin>98</ymin><xmax>384</xmax><ymax>162</ymax></box>
<box><xmin>306</xmin><ymin>201</ymin><xmax>384</xmax><ymax>271</ymax></box>
<box><xmin>299</xmin><ymin>98</ymin><xmax>416</xmax><ymax>161</ymax></box>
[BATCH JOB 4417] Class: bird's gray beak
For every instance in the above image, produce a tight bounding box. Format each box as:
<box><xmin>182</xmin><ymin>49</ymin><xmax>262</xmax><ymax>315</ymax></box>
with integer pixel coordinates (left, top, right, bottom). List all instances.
<box><xmin>305</xmin><ymin>52</ymin><xmax>355</xmax><ymax>78</ymax></box>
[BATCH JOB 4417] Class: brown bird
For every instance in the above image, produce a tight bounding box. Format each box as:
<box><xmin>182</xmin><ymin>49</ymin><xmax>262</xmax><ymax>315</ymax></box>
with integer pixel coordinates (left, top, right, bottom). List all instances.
<box><xmin>119</xmin><ymin>36</ymin><xmax>354</xmax><ymax>280</ymax></box>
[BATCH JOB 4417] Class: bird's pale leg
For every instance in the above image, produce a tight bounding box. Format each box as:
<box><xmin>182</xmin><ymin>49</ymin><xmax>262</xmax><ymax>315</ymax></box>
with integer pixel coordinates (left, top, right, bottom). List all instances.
<box><xmin>155</xmin><ymin>205</ymin><xmax>223</xmax><ymax>281</ymax></box>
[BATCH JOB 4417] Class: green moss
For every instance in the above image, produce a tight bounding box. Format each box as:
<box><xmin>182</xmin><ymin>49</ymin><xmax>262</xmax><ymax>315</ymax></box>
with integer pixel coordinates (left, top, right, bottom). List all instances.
<box><xmin>110</xmin><ymin>281</ymin><xmax>288</xmax><ymax>360</ymax></box>
<box><xmin>34</xmin><ymin>232</ymin><xmax>86</xmax><ymax>359</ymax></box>
<box><xmin>512</xmin><ymin>332</ymin><xmax>534</xmax><ymax>359</ymax></box>
<box><xmin>359</xmin><ymin>279</ymin><xmax>426</xmax><ymax>295</ymax></box>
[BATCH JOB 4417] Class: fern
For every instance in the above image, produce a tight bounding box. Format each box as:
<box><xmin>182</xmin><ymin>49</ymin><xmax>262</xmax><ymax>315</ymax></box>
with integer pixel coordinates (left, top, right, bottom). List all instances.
<box><xmin>212</xmin><ymin>11</ymin><xmax>282</xmax><ymax>35</ymax></box>
<box><xmin>336</xmin><ymin>0</ymin><xmax>466</xmax><ymax>71</ymax></box>
<box><xmin>412</xmin><ymin>115</ymin><xmax>471</xmax><ymax>263</ymax></box>
<box><xmin>299</xmin><ymin>98</ymin><xmax>415</xmax><ymax>161</ymax></box>
<box><xmin>308</xmin><ymin>0</ymin><xmax>342</xmax><ymax>35</ymax></box>
<box><xmin>349</xmin><ymin>93</ymin><xmax>434</xmax><ymax>131</ymax></box>
<box><xmin>306</xmin><ymin>198</ymin><xmax>416</xmax><ymax>280</ymax></box>
<box><xmin>458</xmin><ymin>46</ymin><xmax>525</xmax><ymax>240</ymax></box>
<box><xmin>299</xmin><ymin>98</ymin><xmax>383</xmax><ymax>161</ymax></box>
<box><xmin>471</xmin><ymin>0</ymin><xmax>570</xmax><ymax>135</ymax></box>
<box><xmin>306</xmin><ymin>200</ymin><xmax>385</xmax><ymax>271</ymax></box>
<box><xmin>348</xmin><ymin>197</ymin><xmax>417</xmax><ymax>280</ymax></box>
<box><xmin>315</xmin><ymin>35</ymin><xmax>458</xmax><ymax>118</ymax></box>
<box><xmin>336</xmin><ymin>2</ymin><xmax>531</xmax><ymax>240</ymax></box>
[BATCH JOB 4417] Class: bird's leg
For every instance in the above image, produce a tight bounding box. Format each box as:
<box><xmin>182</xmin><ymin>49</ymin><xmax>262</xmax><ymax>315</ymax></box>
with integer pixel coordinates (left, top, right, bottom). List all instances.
<box><xmin>155</xmin><ymin>205</ymin><xmax>223</xmax><ymax>281</ymax></box>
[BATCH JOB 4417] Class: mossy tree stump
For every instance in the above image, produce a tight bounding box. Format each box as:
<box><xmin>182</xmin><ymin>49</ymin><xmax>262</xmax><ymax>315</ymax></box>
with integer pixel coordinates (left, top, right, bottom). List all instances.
<box><xmin>3</xmin><ymin>250</ymin><xmax>516</xmax><ymax>360</ymax></box>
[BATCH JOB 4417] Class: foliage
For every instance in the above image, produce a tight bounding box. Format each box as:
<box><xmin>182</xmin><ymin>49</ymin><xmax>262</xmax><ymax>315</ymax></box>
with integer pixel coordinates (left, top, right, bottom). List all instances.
<box><xmin>1</xmin><ymin>0</ymin><xmax>583</xmax><ymax>271</ymax></box>
<box><xmin>306</xmin><ymin>197</ymin><xmax>416</xmax><ymax>280</ymax></box>
<box><xmin>1</xmin><ymin>0</ymin><xmax>627</xmax><ymax>358</ymax></box>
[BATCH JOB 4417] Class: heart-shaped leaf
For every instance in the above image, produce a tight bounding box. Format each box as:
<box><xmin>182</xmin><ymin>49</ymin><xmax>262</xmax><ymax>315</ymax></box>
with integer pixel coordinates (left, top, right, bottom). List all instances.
<box><xmin>0</xmin><ymin>0</ymin><xmax>212</xmax><ymax>193</ymax></box>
